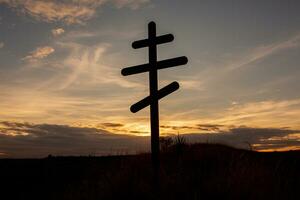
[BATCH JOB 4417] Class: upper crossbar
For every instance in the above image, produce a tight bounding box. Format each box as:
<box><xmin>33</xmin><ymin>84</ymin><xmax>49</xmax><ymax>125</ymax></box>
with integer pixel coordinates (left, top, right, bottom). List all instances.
<box><xmin>132</xmin><ymin>34</ymin><xmax>174</xmax><ymax>49</ymax></box>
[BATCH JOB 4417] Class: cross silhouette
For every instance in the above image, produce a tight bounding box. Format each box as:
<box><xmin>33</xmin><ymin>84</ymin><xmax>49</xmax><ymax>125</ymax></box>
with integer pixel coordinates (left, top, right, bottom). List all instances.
<box><xmin>121</xmin><ymin>21</ymin><xmax>188</xmax><ymax>165</ymax></box>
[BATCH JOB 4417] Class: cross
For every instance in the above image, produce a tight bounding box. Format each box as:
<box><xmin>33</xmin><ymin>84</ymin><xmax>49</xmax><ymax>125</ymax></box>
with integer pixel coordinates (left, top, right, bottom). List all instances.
<box><xmin>121</xmin><ymin>21</ymin><xmax>188</xmax><ymax>166</ymax></box>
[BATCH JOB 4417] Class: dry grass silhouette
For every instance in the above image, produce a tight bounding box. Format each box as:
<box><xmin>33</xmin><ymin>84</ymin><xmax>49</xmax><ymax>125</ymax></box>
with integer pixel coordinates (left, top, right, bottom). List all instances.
<box><xmin>0</xmin><ymin>142</ymin><xmax>300</xmax><ymax>200</ymax></box>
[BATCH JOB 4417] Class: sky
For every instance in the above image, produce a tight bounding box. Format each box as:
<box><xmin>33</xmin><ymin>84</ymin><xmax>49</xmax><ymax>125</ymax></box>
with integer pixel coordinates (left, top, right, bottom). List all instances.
<box><xmin>1</xmin><ymin>0</ymin><xmax>300</xmax><ymax>157</ymax></box>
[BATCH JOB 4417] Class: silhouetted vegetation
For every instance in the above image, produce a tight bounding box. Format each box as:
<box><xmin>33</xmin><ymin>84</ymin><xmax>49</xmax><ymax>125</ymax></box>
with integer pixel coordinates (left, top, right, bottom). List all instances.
<box><xmin>0</xmin><ymin>143</ymin><xmax>300</xmax><ymax>200</ymax></box>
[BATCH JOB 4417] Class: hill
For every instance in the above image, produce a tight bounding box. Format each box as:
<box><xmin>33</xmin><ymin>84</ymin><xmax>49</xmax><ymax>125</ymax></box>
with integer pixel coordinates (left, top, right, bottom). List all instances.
<box><xmin>0</xmin><ymin>143</ymin><xmax>300</xmax><ymax>200</ymax></box>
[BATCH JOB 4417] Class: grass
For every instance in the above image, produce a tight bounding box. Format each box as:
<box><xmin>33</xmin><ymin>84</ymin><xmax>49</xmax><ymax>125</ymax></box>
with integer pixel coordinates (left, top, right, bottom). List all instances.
<box><xmin>0</xmin><ymin>142</ymin><xmax>300</xmax><ymax>200</ymax></box>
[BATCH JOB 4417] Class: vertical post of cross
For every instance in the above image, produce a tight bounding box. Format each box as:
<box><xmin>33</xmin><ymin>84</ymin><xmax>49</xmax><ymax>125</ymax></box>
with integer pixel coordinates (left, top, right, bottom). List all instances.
<box><xmin>148</xmin><ymin>22</ymin><xmax>160</xmax><ymax>167</ymax></box>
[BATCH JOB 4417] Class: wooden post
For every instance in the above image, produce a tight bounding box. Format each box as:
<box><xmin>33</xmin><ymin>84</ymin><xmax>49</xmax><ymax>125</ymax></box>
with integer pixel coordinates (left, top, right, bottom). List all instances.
<box><xmin>148</xmin><ymin>22</ymin><xmax>160</xmax><ymax>167</ymax></box>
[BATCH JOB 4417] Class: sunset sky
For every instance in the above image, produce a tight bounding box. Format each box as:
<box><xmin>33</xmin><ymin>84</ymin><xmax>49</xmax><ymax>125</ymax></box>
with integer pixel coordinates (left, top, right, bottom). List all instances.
<box><xmin>1</xmin><ymin>0</ymin><xmax>300</xmax><ymax>157</ymax></box>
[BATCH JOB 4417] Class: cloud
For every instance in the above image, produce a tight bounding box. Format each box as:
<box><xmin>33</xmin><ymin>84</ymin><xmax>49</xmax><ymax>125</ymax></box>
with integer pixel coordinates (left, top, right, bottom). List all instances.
<box><xmin>231</xmin><ymin>101</ymin><xmax>238</xmax><ymax>105</ymax></box>
<box><xmin>1</xmin><ymin>121</ymin><xmax>299</xmax><ymax>157</ymax></box>
<box><xmin>192</xmin><ymin>32</ymin><xmax>300</xmax><ymax>90</ymax></box>
<box><xmin>170</xmin><ymin>99</ymin><xmax>300</xmax><ymax>135</ymax></box>
<box><xmin>158</xmin><ymin>97</ymin><xmax>300</xmax><ymax>137</ymax></box>
<box><xmin>0</xmin><ymin>0</ymin><xmax>99</xmax><ymax>24</ymax></box>
<box><xmin>52</xmin><ymin>28</ymin><xmax>65</xmax><ymax>36</ymax></box>
<box><xmin>160</xmin><ymin>125</ymin><xmax>195</xmax><ymax>131</ymax></box>
<box><xmin>196</xmin><ymin>124</ymin><xmax>224</xmax><ymax>132</ymax></box>
<box><xmin>99</xmin><ymin>123</ymin><xmax>124</xmax><ymax>128</ymax></box>
<box><xmin>217</xmin><ymin>99</ymin><xmax>300</xmax><ymax>128</ymax></box>
<box><xmin>49</xmin><ymin>41</ymin><xmax>142</xmax><ymax>90</ymax></box>
<box><xmin>0</xmin><ymin>83</ymin><xmax>132</xmax><ymax>130</ymax></box>
<box><xmin>129</xmin><ymin>130</ymin><xmax>148</xmax><ymax>134</ymax></box>
<box><xmin>0</xmin><ymin>121</ymin><xmax>149</xmax><ymax>158</ymax></box>
<box><xmin>0</xmin><ymin>0</ymin><xmax>151</xmax><ymax>24</ymax></box>
<box><xmin>23</xmin><ymin>46</ymin><xmax>55</xmax><ymax>62</ymax></box>
<box><xmin>225</xmin><ymin>33</ymin><xmax>300</xmax><ymax>71</ymax></box>
<box><xmin>183</xmin><ymin>126</ymin><xmax>300</xmax><ymax>151</ymax></box>
<box><xmin>159</xmin><ymin>123</ymin><xmax>226</xmax><ymax>134</ymax></box>
<box><xmin>113</xmin><ymin>0</ymin><xmax>150</xmax><ymax>10</ymax></box>
<box><xmin>63</xmin><ymin>28</ymin><xmax>142</xmax><ymax>41</ymax></box>
<box><xmin>0</xmin><ymin>42</ymin><xmax>4</xmax><ymax>48</ymax></box>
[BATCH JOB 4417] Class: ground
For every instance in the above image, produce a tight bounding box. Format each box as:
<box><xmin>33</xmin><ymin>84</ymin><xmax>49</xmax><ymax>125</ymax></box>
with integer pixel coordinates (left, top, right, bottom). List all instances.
<box><xmin>0</xmin><ymin>143</ymin><xmax>300</xmax><ymax>200</ymax></box>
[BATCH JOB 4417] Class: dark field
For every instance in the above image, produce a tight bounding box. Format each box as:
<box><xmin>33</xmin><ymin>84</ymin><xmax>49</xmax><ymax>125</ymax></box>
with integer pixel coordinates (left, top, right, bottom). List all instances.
<box><xmin>1</xmin><ymin>143</ymin><xmax>300</xmax><ymax>200</ymax></box>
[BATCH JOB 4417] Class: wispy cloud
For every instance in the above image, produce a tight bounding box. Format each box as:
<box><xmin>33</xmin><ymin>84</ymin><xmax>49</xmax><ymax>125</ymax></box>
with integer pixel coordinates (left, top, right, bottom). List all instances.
<box><xmin>0</xmin><ymin>83</ymin><xmax>131</xmax><ymax>128</ymax></box>
<box><xmin>219</xmin><ymin>99</ymin><xmax>300</xmax><ymax>127</ymax></box>
<box><xmin>98</xmin><ymin>122</ymin><xmax>124</xmax><ymax>128</ymax></box>
<box><xmin>23</xmin><ymin>46</ymin><xmax>55</xmax><ymax>62</ymax></box>
<box><xmin>0</xmin><ymin>35</ymin><xmax>144</xmax><ymax>128</ymax></box>
<box><xmin>52</xmin><ymin>28</ymin><xmax>65</xmax><ymax>36</ymax></box>
<box><xmin>157</xmin><ymin>98</ymin><xmax>300</xmax><ymax>137</ymax></box>
<box><xmin>113</xmin><ymin>0</ymin><xmax>150</xmax><ymax>10</ymax></box>
<box><xmin>50</xmin><ymin>41</ymin><xmax>142</xmax><ymax>90</ymax></box>
<box><xmin>60</xmin><ymin>28</ymin><xmax>142</xmax><ymax>42</ymax></box>
<box><xmin>0</xmin><ymin>0</ymin><xmax>151</xmax><ymax>24</ymax></box>
<box><xmin>162</xmin><ymin>32</ymin><xmax>300</xmax><ymax>98</ymax></box>
<box><xmin>225</xmin><ymin>33</ymin><xmax>300</xmax><ymax>70</ymax></box>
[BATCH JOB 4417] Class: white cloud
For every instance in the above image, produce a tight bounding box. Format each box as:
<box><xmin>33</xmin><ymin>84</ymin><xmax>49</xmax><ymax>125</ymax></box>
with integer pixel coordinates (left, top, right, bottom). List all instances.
<box><xmin>0</xmin><ymin>0</ymin><xmax>151</xmax><ymax>24</ymax></box>
<box><xmin>231</xmin><ymin>101</ymin><xmax>238</xmax><ymax>106</ymax></box>
<box><xmin>52</xmin><ymin>28</ymin><xmax>65</xmax><ymax>36</ymax></box>
<box><xmin>53</xmin><ymin>41</ymin><xmax>142</xmax><ymax>90</ymax></box>
<box><xmin>64</xmin><ymin>28</ymin><xmax>142</xmax><ymax>41</ymax></box>
<box><xmin>0</xmin><ymin>42</ymin><xmax>4</xmax><ymax>48</ymax></box>
<box><xmin>23</xmin><ymin>46</ymin><xmax>55</xmax><ymax>62</ymax></box>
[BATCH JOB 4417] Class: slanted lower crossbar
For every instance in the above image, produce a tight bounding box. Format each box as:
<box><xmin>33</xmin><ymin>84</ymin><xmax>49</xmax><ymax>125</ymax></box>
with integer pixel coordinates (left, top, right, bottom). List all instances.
<box><xmin>130</xmin><ymin>81</ymin><xmax>180</xmax><ymax>113</ymax></box>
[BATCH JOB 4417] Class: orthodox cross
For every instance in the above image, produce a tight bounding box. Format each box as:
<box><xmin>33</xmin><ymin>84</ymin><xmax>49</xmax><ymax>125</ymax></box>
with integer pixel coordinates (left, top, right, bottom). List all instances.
<box><xmin>121</xmin><ymin>21</ymin><xmax>188</xmax><ymax>165</ymax></box>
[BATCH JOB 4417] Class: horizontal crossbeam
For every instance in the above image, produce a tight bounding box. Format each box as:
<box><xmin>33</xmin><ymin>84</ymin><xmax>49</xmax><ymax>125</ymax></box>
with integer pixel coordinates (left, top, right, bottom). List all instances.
<box><xmin>121</xmin><ymin>56</ymin><xmax>188</xmax><ymax>76</ymax></box>
<box><xmin>130</xmin><ymin>81</ymin><xmax>180</xmax><ymax>113</ymax></box>
<box><xmin>132</xmin><ymin>34</ymin><xmax>174</xmax><ymax>49</ymax></box>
